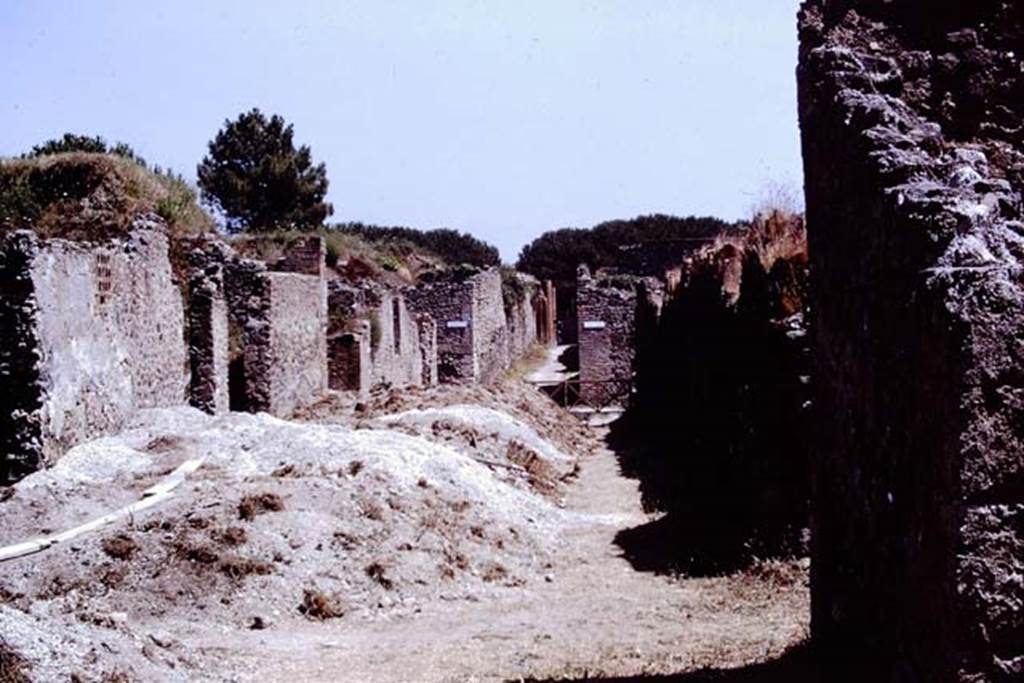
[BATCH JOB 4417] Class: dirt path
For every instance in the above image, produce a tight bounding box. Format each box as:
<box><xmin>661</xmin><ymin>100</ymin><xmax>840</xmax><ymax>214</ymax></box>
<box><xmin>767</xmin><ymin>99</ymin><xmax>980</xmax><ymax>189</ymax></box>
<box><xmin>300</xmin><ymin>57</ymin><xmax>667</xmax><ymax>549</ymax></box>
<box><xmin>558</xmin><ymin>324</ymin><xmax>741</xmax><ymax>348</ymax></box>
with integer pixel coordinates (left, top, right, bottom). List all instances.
<box><xmin>525</xmin><ymin>344</ymin><xmax>576</xmax><ymax>386</ymax></box>
<box><xmin>190</xmin><ymin>437</ymin><xmax>808</xmax><ymax>682</ymax></box>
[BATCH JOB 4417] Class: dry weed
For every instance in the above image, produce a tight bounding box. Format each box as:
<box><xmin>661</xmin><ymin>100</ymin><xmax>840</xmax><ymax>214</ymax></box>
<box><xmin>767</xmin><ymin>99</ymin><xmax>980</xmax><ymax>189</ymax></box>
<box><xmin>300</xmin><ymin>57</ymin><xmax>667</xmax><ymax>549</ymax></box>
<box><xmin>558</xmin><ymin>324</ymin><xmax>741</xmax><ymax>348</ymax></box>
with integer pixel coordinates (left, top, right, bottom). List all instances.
<box><xmin>238</xmin><ymin>492</ymin><xmax>285</xmax><ymax>521</ymax></box>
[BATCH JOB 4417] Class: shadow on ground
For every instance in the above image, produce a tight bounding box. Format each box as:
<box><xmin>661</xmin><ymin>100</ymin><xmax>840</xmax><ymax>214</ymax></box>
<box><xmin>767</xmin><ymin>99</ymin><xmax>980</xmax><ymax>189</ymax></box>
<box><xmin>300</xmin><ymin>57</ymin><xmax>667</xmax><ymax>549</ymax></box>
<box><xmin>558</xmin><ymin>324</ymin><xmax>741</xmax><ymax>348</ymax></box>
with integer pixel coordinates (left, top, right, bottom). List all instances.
<box><xmin>557</xmin><ymin>344</ymin><xmax>580</xmax><ymax>372</ymax></box>
<box><xmin>525</xmin><ymin>643</ymin><xmax>818</xmax><ymax>682</ymax></box>
<box><xmin>603</xmin><ymin>410</ymin><xmax>807</xmax><ymax>577</ymax></box>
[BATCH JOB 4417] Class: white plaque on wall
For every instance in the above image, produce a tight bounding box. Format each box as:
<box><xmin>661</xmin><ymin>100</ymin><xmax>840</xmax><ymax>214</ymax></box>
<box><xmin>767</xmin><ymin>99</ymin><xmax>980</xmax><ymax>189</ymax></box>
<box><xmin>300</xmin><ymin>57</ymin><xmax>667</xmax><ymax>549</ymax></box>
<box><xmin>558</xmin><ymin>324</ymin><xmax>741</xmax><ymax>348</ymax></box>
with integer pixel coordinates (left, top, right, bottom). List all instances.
<box><xmin>446</xmin><ymin>320</ymin><xmax>469</xmax><ymax>329</ymax></box>
<box><xmin>583</xmin><ymin>320</ymin><xmax>607</xmax><ymax>330</ymax></box>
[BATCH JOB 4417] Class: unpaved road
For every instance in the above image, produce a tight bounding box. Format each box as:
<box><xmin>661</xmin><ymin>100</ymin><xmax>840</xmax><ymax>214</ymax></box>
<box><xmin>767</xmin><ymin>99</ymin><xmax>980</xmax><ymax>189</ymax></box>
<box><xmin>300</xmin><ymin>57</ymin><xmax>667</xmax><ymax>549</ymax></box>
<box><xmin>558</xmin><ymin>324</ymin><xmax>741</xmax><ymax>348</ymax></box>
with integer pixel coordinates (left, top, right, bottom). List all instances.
<box><xmin>192</xmin><ymin>437</ymin><xmax>808</xmax><ymax>681</ymax></box>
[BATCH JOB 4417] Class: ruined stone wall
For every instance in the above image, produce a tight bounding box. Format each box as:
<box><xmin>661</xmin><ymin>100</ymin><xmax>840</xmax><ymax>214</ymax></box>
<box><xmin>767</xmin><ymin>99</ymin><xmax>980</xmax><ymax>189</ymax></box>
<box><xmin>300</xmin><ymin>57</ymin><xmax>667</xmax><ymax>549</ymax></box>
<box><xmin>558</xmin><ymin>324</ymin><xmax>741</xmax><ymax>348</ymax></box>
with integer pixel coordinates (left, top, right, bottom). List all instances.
<box><xmin>187</xmin><ymin>260</ymin><xmax>229</xmax><ymax>415</ymax></box>
<box><xmin>259</xmin><ymin>271</ymin><xmax>328</xmax><ymax>415</ymax></box>
<box><xmin>0</xmin><ymin>230</ymin><xmax>186</xmax><ymax>481</ymax></box>
<box><xmin>326</xmin><ymin>282</ymin><xmax>368</xmax><ymax>395</ymax></box>
<box><xmin>576</xmin><ymin>269</ymin><xmax>639</xmax><ymax>404</ymax></box>
<box><xmin>270</xmin><ymin>235</ymin><xmax>324</xmax><ymax>277</ymax></box>
<box><xmin>366</xmin><ymin>288</ymin><xmax>425</xmax><ymax>389</ymax></box>
<box><xmin>503</xmin><ymin>274</ymin><xmax>541</xmax><ymax>362</ymax></box>
<box><xmin>416</xmin><ymin>314</ymin><xmax>438</xmax><ymax>387</ymax></box>
<box><xmin>406</xmin><ymin>267</ymin><xmax>525</xmax><ymax>383</ymax></box>
<box><xmin>471</xmin><ymin>268</ymin><xmax>509</xmax><ymax>384</ymax></box>
<box><xmin>407</xmin><ymin>275</ymin><xmax>477</xmax><ymax>381</ymax></box>
<box><xmin>220</xmin><ymin>238</ymin><xmax>328</xmax><ymax>416</ymax></box>
<box><xmin>799</xmin><ymin>2</ymin><xmax>1024</xmax><ymax>680</ymax></box>
<box><xmin>534</xmin><ymin>280</ymin><xmax>557</xmax><ymax>346</ymax></box>
<box><xmin>325</xmin><ymin>281</ymin><xmax>434</xmax><ymax>395</ymax></box>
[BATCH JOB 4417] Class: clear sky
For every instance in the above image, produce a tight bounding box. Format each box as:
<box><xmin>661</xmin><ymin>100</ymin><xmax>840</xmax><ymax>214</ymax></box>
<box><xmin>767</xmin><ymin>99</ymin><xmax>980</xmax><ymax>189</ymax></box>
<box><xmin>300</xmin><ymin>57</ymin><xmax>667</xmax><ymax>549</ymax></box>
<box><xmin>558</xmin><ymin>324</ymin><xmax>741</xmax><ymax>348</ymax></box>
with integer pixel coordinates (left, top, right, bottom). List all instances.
<box><xmin>1</xmin><ymin>1</ymin><xmax>804</xmax><ymax>262</ymax></box>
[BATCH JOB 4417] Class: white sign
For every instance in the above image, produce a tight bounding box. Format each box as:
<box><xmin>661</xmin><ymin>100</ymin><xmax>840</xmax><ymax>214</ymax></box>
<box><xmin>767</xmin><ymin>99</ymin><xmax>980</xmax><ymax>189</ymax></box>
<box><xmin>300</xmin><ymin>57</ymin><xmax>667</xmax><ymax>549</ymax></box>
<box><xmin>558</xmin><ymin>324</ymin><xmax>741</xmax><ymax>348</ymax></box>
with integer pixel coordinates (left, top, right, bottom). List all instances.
<box><xmin>446</xmin><ymin>320</ymin><xmax>469</xmax><ymax>329</ymax></box>
<box><xmin>583</xmin><ymin>320</ymin><xmax>607</xmax><ymax>330</ymax></box>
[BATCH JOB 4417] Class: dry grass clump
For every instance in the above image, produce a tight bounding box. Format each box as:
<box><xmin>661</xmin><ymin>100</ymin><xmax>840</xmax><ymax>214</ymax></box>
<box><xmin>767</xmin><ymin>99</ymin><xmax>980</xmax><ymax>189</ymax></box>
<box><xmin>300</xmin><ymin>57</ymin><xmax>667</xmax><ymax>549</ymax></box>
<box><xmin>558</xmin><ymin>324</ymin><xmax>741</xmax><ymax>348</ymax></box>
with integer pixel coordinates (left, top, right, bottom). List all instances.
<box><xmin>0</xmin><ymin>638</ymin><xmax>30</xmax><ymax>683</ymax></box>
<box><xmin>101</xmin><ymin>534</ymin><xmax>139</xmax><ymax>561</ymax></box>
<box><xmin>0</xmin><ymin>153</ymin><xmax>213</xmax><ymax>240</ymax></box>
<box><xmin>218</xmin><ymin>527</ymin><xmax>248</xmax><ymax>546</ymax></box>
<box><xmin>238</xmin><ymin>492</ymin><xmax>285</xmax><ymax>521</ymax></box>
<box><xmin>746</xmin><ymin>210</ymin><xmax>808</xmax><ymax>272</ymax></box>
<box><xmin>299</xmin><ymin>589</ymin><xmax>345</xmax><ymax>620</ymax></box>
<box><xmin>218</xmin><ymin>556</ymin><xmax>274</xmax><ymax>579</ymax></box>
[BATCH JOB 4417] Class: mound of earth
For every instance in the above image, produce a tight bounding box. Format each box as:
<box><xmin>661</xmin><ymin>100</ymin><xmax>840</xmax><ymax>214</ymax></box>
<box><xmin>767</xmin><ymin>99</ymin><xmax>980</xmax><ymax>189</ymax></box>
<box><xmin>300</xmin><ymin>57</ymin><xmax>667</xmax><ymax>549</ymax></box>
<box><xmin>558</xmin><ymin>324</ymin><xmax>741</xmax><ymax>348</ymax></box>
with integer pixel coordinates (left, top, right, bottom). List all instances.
<box><xmin>0</xmin><ymin>403</ymin><xmax>581</xmax><ymax>681</ymax></box>
<box><xmin>375</xmin><ymin>404</ymin><xmax>579</xmax><ymax>498</ymax></box>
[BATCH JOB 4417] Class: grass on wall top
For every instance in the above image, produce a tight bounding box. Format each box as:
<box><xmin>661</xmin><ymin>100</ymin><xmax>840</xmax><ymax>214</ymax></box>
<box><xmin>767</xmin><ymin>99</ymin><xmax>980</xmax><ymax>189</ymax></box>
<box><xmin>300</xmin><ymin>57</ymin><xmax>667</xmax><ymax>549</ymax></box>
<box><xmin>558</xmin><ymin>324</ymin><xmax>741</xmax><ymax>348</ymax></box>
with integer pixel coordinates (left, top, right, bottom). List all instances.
<box><xmin>0</xmin><ymin>152</ymin><xmax>214</xmax><ymax>242</ymax></box>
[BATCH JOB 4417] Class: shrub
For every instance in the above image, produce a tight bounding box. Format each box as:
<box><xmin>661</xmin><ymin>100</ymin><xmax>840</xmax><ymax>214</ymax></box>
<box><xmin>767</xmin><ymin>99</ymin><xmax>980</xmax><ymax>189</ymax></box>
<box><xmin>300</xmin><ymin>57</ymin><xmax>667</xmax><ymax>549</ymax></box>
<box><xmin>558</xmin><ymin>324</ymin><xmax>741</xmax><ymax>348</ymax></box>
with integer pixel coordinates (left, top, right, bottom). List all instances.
<box><xmin>0</xmin><ymin>153</ymin><xmax>213</xmax><ymax>240</ymax></box>
<box><xmin>238</xmin><ymin>492</ymin><xmax>285</xmax><ymax>521</ymax></box>
<box><xmin>334</xmin><ymin>222</ymin><xmax>499</xmax><ymax>268</ymax></box>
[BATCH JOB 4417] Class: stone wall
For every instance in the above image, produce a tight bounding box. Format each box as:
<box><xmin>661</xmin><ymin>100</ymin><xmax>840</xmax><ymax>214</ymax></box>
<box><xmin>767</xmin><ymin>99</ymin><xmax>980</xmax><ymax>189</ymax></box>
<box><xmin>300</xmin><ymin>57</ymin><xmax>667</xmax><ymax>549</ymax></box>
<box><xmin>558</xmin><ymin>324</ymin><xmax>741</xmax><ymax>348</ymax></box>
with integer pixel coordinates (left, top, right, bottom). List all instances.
<box><xmin>471</xmin><ymin>268</ymin><xmax>509</xmax><ymax>384</ymax></box>
<box><xmin>407</xmin><ymin>273</ymin><xmax>478</xmax><ymax>382</ymax></box>
<box><xmin>504</xmin><ymin>273</ymin><xmax>541</xmax><ymax>361</ymax></box>
<box><xmin>799</xmin><ymin>2</ymin><xmax>1024</xmax><ymax>680</ymax></box>
<box><xmin>325</xmin><ymin>281</ymin><xmax>434</xmax><ymax>396</ymax></box>
<box><xmin>222</xmin><ymin>241</ymin><xmax>327</xmax><ymax>417</ymax></box>
<box><xmin>187</xmin><ymin>256</ymin><xmax>229</xmax><ymax>415</ymax></box>
<box><xmin>405</xmin><ymin>267</ymin><xmax>536</xmax><ymax>384</ymax></box>
<box><xmin>416</xmin><ymin>314</ymin><xmax>438</xmax><ymax>386</ymax></box>
<box><xmin>0</xmin><ymin>230</ymin><xmax>186</xmax><ymax>481</ymax></box>
<box><xmin>575</xmin><ymin>267</ymin><xmax>640</xmax><ymax>405</ymax></box>
<box><xmin>534</xmin><ymin>280</ymin><xmax>557</xmax><ymax>346</ymax></box>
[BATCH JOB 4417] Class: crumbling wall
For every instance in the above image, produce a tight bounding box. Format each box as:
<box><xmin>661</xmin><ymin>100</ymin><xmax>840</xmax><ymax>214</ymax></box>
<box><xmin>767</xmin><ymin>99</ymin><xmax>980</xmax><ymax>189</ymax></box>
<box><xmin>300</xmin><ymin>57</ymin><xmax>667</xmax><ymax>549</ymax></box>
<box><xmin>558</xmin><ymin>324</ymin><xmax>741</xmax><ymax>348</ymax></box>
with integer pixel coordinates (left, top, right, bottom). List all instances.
<box><xmin>503</xmin><ymin>273</ymin><xmax>541</xmax><ymax>362</ymax></box>
<box><xmin>416</xmin><ymin>314</ymin><xmax>438</xmax><ymax>386</ymax></box>
<box><xmin>0</xmin><ymin>230</ymin><xmax>186</xmax><ymax>481</ymax></box>
<box><xmin>221</xmin><ymin>237</ymin><xmax>328</xmax><ymax>416</ymax></box>
<box><xmin>534</xmin><ymin>280</ymin><xmax>557</xmax><ymax>346</ymax></box>
<box><xmin>575</xmin><ymin>268</ymin><xmax>640</xmax><ymax>405</ymax></box>
<box><xmin>366</xmin><ymin>288</ymin><xmax>424</xmax><ymax>389</ymax></box>
<box><xmin>406</xmin><ymin>267</ymin><xmax>522</xmax><ymax>383</ymax></box>
<box><xmin>326</xmin><ymin>283</ymin><xmax>371</xmax><ymax>395</ymax></box>
<box><xmin>407</xmin><ymin>274</ymin><xmax>478</xmax><ymax>382</ymax></box>
<box><xmin>618</xmin><ymin>220</ymin><xmax>810</xmax><ymax>574</ymax></box>
<box><xmin>472</xmin><ymin>268</ymin><xmax>509</xmax><ymax>384</ymax></box>
<box><xmin>0</xmin><ymin>233</ymin><xmax>44</xmax><ymax>483</ymax></box>
<box><xmin>185</xmin><ymin>238</ymin><xmax>233</xmax><ymax>415</ymax></box>
<box><xmin>325</xmin><ymin>281</ymin><xmax>433</xmax><ymax>395</ymax></box>
<box><xmin>258</xmin><ymin>272</ymin><xmax>327</xmax><ymax>415</ymax></box>
<box><xmin>799</xmin><ymin>2</ymin><xmax>1024</xmax><ymax>680</ymax></box>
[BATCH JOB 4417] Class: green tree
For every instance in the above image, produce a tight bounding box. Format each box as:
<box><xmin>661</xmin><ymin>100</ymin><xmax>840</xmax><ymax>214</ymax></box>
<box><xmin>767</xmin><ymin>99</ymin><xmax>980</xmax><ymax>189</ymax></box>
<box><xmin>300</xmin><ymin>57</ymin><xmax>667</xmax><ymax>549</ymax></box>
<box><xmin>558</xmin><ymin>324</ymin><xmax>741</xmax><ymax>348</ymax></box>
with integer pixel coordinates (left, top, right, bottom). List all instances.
<box><xmin>197</xmin><ymin>108</ymin><xmax>332</xmax><ymax>233</ymax></box>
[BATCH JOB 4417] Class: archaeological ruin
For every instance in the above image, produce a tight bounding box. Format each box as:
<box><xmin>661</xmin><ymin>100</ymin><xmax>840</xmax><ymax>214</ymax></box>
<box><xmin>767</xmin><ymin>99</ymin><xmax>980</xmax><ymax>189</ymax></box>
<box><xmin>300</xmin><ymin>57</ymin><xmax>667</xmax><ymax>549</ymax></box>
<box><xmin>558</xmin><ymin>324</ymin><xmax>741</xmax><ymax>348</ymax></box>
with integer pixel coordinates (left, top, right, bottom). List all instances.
<box><xmin>0</xmin><ymin>228</ymin><xmax>553</xmax><ymax>483</ymax></box>
<box><xmin>799</xmin><ymin>0</ymin><xmax>1024</xmax><ymax>679</ymax></box>
<box><xmin>4</xmin><ymin>3</ymin><xmax>1024</xmax><ymax>680</ymax></box>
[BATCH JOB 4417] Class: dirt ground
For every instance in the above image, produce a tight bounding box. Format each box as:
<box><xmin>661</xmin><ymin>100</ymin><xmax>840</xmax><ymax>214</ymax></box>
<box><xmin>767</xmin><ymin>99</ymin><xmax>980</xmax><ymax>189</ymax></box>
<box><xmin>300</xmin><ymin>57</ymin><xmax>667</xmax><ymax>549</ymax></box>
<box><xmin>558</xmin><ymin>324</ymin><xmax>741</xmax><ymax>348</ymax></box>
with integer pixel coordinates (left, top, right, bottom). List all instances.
<box><xmin>0</xmin><ymin>377</ymin><xmax>808</xmax><ymax>682</ymax></box>
<box><xmin>202</xmin><ymin>439</ymin><xmax>809</xmax><ymax>682</ymax></box>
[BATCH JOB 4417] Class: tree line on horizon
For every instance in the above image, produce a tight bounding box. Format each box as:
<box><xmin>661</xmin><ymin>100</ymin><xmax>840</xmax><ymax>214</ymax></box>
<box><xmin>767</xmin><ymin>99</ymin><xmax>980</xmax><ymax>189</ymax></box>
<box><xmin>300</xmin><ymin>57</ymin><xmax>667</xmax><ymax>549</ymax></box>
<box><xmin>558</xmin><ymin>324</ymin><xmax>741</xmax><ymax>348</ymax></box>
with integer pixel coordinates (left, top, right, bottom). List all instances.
<box><xmin>17</xmin><ymin>110</ymin><xmax>739</xmax><ymax>273</ymax></box>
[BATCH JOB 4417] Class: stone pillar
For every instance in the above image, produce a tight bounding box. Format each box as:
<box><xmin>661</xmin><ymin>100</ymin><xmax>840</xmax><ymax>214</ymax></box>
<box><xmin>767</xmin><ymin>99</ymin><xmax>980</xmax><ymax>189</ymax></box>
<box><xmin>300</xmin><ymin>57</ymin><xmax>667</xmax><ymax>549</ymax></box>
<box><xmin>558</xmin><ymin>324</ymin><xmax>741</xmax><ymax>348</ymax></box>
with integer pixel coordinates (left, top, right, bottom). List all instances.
<box><xmin>188</xmin><ymin>262</ymin><xmax>230</xmax><ymax>414</ymax></box>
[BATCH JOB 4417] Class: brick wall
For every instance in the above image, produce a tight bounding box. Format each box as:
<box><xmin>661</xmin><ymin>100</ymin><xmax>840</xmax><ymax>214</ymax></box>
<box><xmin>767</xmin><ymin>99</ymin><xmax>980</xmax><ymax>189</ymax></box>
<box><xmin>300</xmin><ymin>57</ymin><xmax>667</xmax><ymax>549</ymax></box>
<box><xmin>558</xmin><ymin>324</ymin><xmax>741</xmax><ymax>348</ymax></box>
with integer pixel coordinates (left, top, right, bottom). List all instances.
<box><xmin>407</xmin><ymin>274</ymin><xmax>477</xmax><ymax>381</ymax></box>
<box><xmin>575</xmin><ymin>268</ymin><xmax>639</xmax><ymax>404</ymax></box>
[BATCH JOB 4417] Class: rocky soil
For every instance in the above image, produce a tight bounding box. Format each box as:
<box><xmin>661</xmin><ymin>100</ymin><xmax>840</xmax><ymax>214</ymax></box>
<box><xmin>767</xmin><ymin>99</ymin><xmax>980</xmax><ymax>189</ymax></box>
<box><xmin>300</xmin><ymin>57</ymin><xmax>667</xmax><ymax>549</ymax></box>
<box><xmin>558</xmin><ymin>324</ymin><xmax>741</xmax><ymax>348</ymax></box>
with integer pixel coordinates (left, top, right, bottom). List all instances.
<box><xmin>0</xmin><ymin>379</ymin><xmax>808</xmax><ymax>682</ymax></box>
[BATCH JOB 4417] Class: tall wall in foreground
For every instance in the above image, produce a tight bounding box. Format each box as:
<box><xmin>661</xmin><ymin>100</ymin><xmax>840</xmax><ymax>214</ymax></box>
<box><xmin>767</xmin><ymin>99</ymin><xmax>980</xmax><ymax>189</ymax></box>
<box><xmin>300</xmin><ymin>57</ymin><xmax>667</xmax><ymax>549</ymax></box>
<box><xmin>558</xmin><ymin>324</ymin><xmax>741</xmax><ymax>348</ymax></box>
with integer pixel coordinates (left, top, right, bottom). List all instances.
<box><xmin>799</xmin><ymin>2</ymin><xmax>1024</xmax><ymax>680</ymax></box>
<box><xmin>0</xmin><ymin>230</ymin><xmax>187</xmax><ymax>482</ymax></box>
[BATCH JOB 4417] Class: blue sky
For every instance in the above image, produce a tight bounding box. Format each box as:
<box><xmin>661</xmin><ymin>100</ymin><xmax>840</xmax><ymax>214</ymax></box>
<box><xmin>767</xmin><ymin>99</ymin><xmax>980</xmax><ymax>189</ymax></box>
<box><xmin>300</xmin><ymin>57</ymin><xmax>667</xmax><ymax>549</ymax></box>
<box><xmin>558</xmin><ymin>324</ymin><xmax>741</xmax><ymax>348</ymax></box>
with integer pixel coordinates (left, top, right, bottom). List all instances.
<box><xmin>1</xmin><ymin>1</ymin><xmax>803</xmax><ymax>261</ymax></box>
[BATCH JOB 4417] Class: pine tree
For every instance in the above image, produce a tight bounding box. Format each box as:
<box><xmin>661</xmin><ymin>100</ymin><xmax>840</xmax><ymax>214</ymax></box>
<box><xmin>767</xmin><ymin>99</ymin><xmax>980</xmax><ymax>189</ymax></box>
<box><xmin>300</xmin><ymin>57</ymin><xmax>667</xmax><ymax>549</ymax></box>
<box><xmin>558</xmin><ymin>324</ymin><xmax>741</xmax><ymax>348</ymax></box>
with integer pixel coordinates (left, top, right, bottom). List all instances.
<box><xmin>197</xmin><ymin>108</ymin><xmax>332</xmax><ymax>233</ymax></box>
